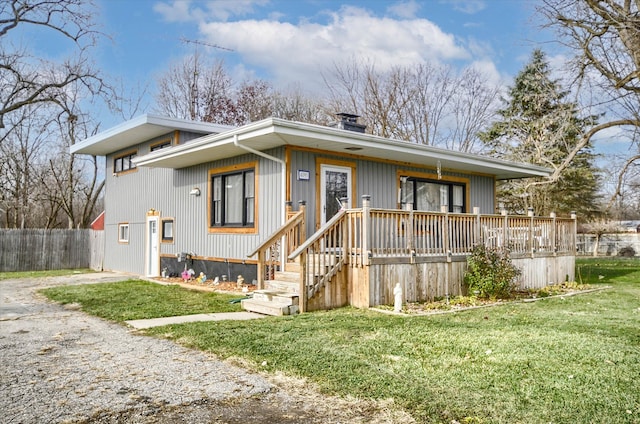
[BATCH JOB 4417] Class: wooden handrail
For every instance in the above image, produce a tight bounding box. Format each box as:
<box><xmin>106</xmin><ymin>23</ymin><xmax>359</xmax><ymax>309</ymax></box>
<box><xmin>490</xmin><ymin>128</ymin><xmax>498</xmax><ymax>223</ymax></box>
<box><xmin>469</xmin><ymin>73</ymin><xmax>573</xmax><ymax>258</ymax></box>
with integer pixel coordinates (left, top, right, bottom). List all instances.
<box><xmin>247</xmin><ymin>203</ymin><xmax>306</xmax><ymax>289</ymax></box>
<box><xmin>288</xmin><ymin>209</ymin><xmax>346</xmax><ymax>260</ymax></box>
<box><xmin>289</xmin><ymin>208</ymin><xmax>348</xmax><ymax>313</ymax></box>
<box><xmin>247</xmin><ymin>210</ymin><xmax>304</xmax><ymax>258</ymax></box>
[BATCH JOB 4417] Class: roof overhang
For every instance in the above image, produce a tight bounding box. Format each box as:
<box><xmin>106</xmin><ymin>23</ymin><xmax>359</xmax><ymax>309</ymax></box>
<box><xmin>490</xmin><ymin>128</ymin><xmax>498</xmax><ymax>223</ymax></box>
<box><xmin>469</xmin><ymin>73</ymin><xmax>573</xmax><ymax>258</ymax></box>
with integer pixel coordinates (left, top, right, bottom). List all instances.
<box><xmin>70</xmin><ymin>114</ymin><xmax>234</xmax><ymax>156</ymax></box>
<box><xmin>134</xmin><ymin>117</ymin><xmax>550</xmax><ymax>180</ymax></box>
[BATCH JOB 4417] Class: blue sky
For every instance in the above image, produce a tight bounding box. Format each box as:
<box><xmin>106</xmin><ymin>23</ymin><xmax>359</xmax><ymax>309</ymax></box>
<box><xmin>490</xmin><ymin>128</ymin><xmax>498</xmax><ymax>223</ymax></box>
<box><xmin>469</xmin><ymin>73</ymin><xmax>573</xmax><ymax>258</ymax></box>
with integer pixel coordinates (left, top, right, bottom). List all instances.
<box><xmin>18</xmin><ymin>0</ymin><xmax>629</xmax><ymax>158</ymax></box>
<box><xmin>13</xmin><ymin>0</ymin><xmax>558</xmax><ymax>126</ymax></box>
<box><xmin>86</xmin><ymin>0</ymin><xmax>553</xmax><ymax>123</ymax></box>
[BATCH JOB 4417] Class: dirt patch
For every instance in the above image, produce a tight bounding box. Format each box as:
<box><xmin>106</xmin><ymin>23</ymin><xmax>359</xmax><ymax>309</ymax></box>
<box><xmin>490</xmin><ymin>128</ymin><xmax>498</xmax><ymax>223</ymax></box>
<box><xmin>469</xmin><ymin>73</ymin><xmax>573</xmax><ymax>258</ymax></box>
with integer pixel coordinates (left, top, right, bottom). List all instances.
<box><xmin>153</xmin><ymin>277</ymin><xmax>258</xmax><ymax>295</ymax></box>
<box><xmin>373</xmin><ymin>284</ymin><xmax>607</xmax><ymax>316</ymax></box>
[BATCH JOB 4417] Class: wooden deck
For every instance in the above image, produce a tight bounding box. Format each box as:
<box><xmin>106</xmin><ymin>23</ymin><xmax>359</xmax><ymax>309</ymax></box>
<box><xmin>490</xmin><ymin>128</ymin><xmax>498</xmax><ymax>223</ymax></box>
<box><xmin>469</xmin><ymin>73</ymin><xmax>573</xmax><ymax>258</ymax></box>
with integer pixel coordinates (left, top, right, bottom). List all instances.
<box><xmin>249</xmin><ymin>198</ymin><xmax>577</xmax><ymax>313</ymax></box>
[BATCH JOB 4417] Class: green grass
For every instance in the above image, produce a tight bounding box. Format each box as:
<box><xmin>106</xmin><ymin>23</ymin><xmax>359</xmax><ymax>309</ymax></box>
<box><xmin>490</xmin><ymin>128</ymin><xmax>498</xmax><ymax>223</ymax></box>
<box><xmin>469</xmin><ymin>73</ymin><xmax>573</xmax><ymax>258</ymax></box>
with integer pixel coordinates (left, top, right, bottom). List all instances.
<box><xmin>37</xmin><ymin>259</ymin><xmax>640</xmax><ymax>423</ymax></box>
<box><xmin>41</xmin><ymin>280</ymin><xmax>243</xmax><ymax>321</ymax></box>
<box><xmin>0</xmin><ymin>268</ymin><xmax>94</xmax><ymax>280</ymax></box>
<box><xmin>144</xmin><ymin>257</ymin><xmax>640</xmax><ymax>423</ymax></box>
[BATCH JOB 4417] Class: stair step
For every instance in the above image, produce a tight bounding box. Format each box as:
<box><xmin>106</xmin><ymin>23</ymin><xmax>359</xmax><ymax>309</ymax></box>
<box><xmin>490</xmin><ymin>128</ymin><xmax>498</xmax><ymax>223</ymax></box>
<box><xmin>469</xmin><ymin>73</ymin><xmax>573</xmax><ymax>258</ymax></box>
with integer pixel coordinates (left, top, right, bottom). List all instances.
<box><xmin>284</xmin><ymin>262</ymin><xmax>301</xmax><ymax>273</ymax></box>
<box><xmin>241</xmin><ymin>298</ymin><xmax>298</xmax><ymax>316</ymax></box>
<box><xmin>265</xmin><ymin>279</ymin><xmax>299</xmax><ymax>293</ymax></box>
<box><xmin>252</xmin><ymin>290</ymin><xmax>299</xmax><ymax>306</ymax></box>
<box><xmin>273</xmin><ymin>271</ymin><xmax>299</xmax><ymax>282</ymax></box>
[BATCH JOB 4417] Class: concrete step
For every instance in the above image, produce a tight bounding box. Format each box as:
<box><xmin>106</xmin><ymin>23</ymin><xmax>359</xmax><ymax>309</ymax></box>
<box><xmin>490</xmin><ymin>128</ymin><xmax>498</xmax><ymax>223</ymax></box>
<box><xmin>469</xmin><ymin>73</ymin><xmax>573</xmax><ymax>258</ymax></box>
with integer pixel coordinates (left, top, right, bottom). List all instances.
<box><xmin>241</xmin><ymin>298</ymin><xmax>298</xmax><ymax>316</ymax></box>
<box><xmin>252</xmin><ymin>290</ymin><xmax>299</xmax><ymax>306</ymax></box>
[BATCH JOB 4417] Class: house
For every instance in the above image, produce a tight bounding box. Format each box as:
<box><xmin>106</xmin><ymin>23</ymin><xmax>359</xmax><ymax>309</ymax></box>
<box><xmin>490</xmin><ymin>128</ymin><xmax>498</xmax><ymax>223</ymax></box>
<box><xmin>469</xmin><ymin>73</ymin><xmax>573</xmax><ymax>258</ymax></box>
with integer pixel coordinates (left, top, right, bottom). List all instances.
<box><xmin>71</xmin><ymin>113</ymin><xmax>576</xmax><ymax>314</ymax></box>
<box><xmin>89</xmin><ymin>211</ymin><xmax>105</xmax><ymax>231</ymax></box>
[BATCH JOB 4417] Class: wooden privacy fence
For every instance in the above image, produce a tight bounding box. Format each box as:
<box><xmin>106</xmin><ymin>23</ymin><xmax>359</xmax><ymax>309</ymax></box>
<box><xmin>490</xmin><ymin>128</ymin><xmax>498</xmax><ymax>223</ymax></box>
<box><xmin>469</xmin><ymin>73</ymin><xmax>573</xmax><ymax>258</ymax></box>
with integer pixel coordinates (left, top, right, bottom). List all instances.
<box><xmin>0</xmin><ymin>229</ymin><xmax>104</xmax><ymax>272</ymax></box>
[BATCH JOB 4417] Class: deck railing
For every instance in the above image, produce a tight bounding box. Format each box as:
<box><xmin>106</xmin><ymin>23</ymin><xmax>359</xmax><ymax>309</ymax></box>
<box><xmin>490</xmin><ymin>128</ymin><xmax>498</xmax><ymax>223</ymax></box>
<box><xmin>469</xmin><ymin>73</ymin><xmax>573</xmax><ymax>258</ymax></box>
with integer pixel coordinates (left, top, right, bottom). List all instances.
<box><xmin>364</xmin><ymin>205</ymin><xmax>576</xmax><ymax>261</ymax></box>
<box><xmin>257</xmin><ymin>195</ymin><xmax>576</xmax><ymax>311</ymax></box>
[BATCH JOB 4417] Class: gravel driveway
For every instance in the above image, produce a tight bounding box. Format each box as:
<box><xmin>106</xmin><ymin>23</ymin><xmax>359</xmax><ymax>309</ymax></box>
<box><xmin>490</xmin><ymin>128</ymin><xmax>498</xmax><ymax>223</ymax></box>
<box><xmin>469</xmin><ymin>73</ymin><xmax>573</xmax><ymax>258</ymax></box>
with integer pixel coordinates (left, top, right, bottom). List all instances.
<box><xmin>0</xmin><ymin>273</ymin><xmax>410</xmax><ymax>423</ymax></box>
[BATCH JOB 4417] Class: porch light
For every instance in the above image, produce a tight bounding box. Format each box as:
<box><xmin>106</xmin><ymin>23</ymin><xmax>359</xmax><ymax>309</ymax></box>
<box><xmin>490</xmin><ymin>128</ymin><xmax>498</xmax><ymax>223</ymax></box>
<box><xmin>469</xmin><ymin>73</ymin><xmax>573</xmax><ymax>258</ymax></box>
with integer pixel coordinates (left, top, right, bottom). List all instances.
<box><xmin>189</xmin><ymin>187</ymin><xmax>201</xmax><ymax>196</ymax></box>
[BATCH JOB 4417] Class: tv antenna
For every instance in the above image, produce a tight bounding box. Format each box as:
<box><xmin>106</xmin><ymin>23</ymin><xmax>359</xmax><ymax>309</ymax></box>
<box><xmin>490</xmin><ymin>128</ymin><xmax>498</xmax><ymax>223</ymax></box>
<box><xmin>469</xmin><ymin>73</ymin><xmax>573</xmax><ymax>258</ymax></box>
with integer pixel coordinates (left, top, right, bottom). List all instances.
<box><xmin>180</xmin><ymin>37</ymin><xmax>234</xmax><ymax>52</ymax></box>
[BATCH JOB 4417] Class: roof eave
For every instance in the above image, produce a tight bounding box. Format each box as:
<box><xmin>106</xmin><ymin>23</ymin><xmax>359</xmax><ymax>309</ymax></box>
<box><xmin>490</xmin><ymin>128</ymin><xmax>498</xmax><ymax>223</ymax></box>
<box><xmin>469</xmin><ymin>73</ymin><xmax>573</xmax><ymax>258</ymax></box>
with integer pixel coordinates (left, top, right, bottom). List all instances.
<box><xmin>70</xmin><ymin>114</ymin><xmax>235</xmax><ymax>156</ymax></box>
<box><xmin>133</xmin><ymin>117</ymin><xmax>551</xmax><ymax>180</ymax></box>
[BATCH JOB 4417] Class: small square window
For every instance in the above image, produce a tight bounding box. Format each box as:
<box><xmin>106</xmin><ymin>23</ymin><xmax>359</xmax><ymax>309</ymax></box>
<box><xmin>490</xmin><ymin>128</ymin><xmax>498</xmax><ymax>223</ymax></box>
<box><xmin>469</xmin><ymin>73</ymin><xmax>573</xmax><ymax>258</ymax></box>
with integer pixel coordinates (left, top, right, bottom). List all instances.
<box><xmin>118</xmin><ymin>223</ymin><xmax>129</xmax><ymax>243</ymax></box>
<box><xmin>162</xmin><ymin>218</ymin><xmax>174</xmax><ymax>242</ymax></box>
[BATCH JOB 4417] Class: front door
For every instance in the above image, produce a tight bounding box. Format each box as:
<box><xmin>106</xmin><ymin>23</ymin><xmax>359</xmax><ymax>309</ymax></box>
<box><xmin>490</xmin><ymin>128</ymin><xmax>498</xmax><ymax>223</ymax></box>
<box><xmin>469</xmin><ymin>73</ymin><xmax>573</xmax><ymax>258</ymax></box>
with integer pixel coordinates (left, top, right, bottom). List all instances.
<box><xmin>145</xmin><ymin>214</ymin><xmax>159</xmax><ymax>277</ymax></box>
<box><xmin>320</xmin><ymin>164</ymin><xmax>352</xmax><ymax>226</ymax></box>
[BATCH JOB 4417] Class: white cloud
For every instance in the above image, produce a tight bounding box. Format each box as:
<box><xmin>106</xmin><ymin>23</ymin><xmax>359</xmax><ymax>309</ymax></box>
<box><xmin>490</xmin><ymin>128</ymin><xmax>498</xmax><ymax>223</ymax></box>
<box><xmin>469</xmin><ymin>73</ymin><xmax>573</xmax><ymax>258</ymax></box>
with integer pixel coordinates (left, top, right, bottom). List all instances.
<box><xmin>468</xmin><ymin>59</ymin><xmax>504</xmax><ymax>86</ymax></box>
<box><xmin>198</xmin><ymin>5</ymin><xmax>470</xmax><ymax>90</ymax></box>
<box><xmin>153</xmin><ymin>0</ymin><xmax>198</xmax><ymax>23</ymax></box>
<box><xmin>154</xmin><ymin>0</ymin><xmax>269</xmax><ymax>23</ymax></box>
<box><xmin>387</xmin><ymin>0</ymin><xmax>422</xmax><ymax>19</ymax></box>
<box><xmin>442</xmin><ymin>0</ymin><xmax>487</xmax><ymax>14</ymax></box>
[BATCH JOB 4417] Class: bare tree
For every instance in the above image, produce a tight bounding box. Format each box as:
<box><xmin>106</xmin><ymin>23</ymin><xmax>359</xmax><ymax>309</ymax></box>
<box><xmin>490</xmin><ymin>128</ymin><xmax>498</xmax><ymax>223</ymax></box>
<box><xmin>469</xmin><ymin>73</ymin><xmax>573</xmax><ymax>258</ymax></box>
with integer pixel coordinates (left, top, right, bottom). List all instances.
<box><xmin>0</xmin><ymin>0</ymin><xmax>112</xmax><ymax>130</ymax></box>
<box><xmin>0</xmin><ymin>0</ymin><xmax>112</xmax><ymax>229</ymax></box>
<box><xmin>45</xmin><ymin>117</ymin><xmax>104</xmax><ymax>229</ymax></box>
<box><xmin>539</xmin><ymin>0</ymin><xmax>640</xmax><ymax>209</ymax></box>
<box><xmin>154</xmin><ymin>52</ymin><xmax>235</xmax><ymax>123</ymax></box>
<box><xmin>323</xmin><ymin>59</ymin><xmax>500</xmax><ymax>151</ymax></box>
<box><xmin>0</xmin><ymin>104</ymin><xmax>56</xmax><ymax>228</ymax></box>
<box><xmin>271</xmin><ymin>84</ymin><xmax>330</xmax><ymax>124</ymax></box>
<box><xmin>446</xmin><ymin>68</ymin><xmax>502</xmax><ymax>152</ymax></box>
<box><xmin>155</xmin><ymin>53</ymin><xmax>331</xmax><ymax>125</ymax></box>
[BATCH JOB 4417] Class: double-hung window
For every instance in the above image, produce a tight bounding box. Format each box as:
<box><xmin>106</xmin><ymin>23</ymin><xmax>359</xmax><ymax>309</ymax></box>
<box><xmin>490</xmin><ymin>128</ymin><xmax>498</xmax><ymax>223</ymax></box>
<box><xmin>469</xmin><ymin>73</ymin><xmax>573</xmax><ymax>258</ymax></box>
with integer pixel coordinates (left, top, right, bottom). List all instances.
<box><xmin>210</xmin><ymin>165</ymin><xmax>256</xmax><ymax>229</ymax></box>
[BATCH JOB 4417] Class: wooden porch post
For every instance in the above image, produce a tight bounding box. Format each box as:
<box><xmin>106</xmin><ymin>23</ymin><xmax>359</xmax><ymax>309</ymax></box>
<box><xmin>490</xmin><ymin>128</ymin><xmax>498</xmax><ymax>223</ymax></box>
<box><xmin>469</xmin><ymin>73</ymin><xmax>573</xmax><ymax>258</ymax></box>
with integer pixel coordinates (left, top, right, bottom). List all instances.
<box><xmin>441</xmin><ymin>205</ymin><xmax>451</xmax><ymax>300</ymax></box>
<box><xmin>473</xmin><ymin>206</ymin><xmax>481</xmax><ymax>247</ymax></box>
<box><xmin>298</xmin><ymin>200</ymin><xmax>307</xmax><ymax>313</ymax></box>
<box><xmin>257</xmin><ymin>249</ymin><xmax>265</xmax><ymax>290</ymax></box>
<box><xmin>570</xmin><ymin>211</ymin><xmax>577</xmax><ymax>255</ymax></box>
<box><xmin>298</xmin><ymin>200</ymin><xmax>307</xmax><ymax>242</ymax></box>
<box><xmin>550</xmin><ymin>212</ymin><xmax>557</xmax><ymax>256</ymax></box>
<box><xmin>528</xmin><ymin>207</ymin><xmax>535</xmax><ymax>258</ymax></box>
<box><xmin>362</xmin><ymin>195</ymin><xmax>371</xmax><ymax>266</ymax></box>
<box><xmin>501</xmin><ymin>206</ymin><xmax>508</xmax><ymax>250</ymax></box>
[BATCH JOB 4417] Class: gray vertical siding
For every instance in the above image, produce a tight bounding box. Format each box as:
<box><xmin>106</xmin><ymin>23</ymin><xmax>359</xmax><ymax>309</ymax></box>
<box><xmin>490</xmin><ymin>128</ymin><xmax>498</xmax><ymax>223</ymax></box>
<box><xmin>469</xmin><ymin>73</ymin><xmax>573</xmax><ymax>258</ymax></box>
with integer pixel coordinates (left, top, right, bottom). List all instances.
<box><xmin>289</xmin><ymin>149</ymin><xmax>497</xmax><ymax>238</ymax></box>
<box><xmin>104</xmin><ymin>133</ymin><xmax>284</xmax><ymax>274</ymax></box>
<box><xmin>103</xmin><ymin>133</ymin><xmax>495</xmax><ymax>275</ymax></box>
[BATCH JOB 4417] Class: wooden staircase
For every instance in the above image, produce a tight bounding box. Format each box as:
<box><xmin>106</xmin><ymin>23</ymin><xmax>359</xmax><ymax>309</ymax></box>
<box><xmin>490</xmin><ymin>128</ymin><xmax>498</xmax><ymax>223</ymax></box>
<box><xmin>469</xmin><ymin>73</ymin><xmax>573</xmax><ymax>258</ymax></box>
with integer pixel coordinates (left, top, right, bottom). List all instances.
<box><xmin>241</xmin><ymin>263</ymin><xmax>301</xmax><ymax>316</ymax></box>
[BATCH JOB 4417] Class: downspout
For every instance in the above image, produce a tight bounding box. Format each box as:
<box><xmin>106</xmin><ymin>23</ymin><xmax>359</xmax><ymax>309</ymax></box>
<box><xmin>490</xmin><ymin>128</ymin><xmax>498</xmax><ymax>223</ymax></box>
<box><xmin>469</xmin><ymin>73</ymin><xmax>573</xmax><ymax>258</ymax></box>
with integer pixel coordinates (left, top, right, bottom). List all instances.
<box><xmin>233</xmin><ymin>134</ymin><xmax>287</xmax><ymax>264</ymax></box>
<box><xmin>233</xmin><ymin>134</ymin><xmax>288</xmax><ymax>269</ymax></box>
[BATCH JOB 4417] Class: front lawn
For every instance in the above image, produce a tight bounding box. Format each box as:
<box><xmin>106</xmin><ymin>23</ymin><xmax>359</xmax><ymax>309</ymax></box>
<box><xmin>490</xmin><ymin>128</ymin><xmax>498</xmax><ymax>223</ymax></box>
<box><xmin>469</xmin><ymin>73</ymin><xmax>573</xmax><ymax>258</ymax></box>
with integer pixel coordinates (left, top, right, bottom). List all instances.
<box><xmin>41</xmin><ymin>280</ymin><xmax>243</xmax><ymax>321</ymax></box>
<box><xmin>146</xmin><ymin>258</ymin><xmax>640</xmax><ymax>423</ymax></box>
<box><xmin>40</xmin><ymin>258</ymin><xmax>640</xmax><ymax>423</ymax></box>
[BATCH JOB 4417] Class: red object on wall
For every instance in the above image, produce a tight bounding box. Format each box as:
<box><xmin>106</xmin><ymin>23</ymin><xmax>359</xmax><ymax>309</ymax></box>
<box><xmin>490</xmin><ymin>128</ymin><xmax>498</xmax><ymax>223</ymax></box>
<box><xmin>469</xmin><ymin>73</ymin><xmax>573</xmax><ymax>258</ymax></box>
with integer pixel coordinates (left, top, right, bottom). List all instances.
<box><xmin>90</xmin><ymin>211</ymin><xmax>105</xmax><ymax>230</ymax></box>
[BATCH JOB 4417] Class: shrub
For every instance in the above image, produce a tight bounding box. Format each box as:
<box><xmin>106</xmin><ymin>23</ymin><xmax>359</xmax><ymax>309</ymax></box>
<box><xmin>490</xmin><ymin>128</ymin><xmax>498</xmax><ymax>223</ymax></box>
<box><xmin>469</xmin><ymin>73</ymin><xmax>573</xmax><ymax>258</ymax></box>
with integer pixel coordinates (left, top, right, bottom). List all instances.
<box><xmin>618</xmin><ymin>246</ymin><xmax>636</xmax><ymax>257</ymax></box>
<box><xmin>464</xmin><ymin>245</ymin><xmax>521</xmax><ymax>299</ymax></box>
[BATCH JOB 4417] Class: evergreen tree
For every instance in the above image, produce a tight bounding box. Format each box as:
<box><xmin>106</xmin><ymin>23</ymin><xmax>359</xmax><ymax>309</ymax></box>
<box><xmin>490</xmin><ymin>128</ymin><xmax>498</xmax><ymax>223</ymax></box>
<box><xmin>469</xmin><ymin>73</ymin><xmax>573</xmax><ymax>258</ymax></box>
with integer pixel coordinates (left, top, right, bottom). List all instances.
<box><xmin>479</xmin><ymin>49</ymin><xmax>600</xmax><ymax>218</ymax></box>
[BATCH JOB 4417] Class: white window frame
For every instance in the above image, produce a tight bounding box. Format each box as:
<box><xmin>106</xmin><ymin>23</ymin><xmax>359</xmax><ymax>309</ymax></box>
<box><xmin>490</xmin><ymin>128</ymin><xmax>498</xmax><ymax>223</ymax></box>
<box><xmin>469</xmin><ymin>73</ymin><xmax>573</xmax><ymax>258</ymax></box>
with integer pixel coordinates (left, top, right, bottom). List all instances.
<box><xmin>118</xmin><ymin>223</ymin><xmax>129</xmax><ymax>243</ymax></box>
